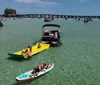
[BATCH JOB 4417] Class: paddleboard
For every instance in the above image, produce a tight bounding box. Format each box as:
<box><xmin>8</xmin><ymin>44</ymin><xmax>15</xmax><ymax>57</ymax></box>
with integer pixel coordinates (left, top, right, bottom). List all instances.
<box><xmin>16</xmin><ymin>63</ymin><xmax>54</xmax><ymax>82</ymax></box>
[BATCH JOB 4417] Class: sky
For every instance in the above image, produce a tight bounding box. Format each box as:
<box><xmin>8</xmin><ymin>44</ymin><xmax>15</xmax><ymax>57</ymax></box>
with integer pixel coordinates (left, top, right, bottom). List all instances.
<box><xmin>0</xmin><ymin>0</ymin><xmax>100</xmax><ymax>15</ymax></box>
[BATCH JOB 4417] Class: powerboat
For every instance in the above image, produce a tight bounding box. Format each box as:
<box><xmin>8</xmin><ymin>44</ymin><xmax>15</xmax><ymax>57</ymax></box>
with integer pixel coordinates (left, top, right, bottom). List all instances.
<box><xmin>0</xmin><ymin>21</ymin><xmax>3</xmax><ymax>27</ymax></box>
<box><xmin>41</xmin><ymin>24</ymin><xmax>61</xmax><ymax>46</ymax></box>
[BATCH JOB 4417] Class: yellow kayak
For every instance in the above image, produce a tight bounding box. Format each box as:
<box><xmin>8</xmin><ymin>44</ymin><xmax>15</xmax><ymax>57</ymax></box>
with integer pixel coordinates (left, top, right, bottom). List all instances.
<box><xmin>8</xmin><ymin>43</ymin><xmax>50</xmax><ymax>58</ymax></box>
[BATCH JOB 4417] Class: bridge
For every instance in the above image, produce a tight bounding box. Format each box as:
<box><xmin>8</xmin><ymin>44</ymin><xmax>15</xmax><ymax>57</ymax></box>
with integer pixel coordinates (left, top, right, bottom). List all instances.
<box><xmin>1</xmin><ymin>14</ymin><xmax>100</xmax><ymax>19</ymax></box>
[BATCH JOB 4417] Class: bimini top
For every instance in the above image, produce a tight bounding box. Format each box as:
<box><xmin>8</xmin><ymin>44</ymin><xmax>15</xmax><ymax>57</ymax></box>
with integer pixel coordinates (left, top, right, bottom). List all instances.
<box><xmin>42</xmin><ymin>24</ymin><xmax>60</xmax><ymax>29</ymax></box>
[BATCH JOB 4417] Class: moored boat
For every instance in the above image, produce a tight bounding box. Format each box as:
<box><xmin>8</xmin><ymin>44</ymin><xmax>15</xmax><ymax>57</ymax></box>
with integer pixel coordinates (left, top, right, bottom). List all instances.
<box><xmin>41</xmin><ymin>24</ymin><xmax>61</xmax><ymax>46</ymax></box>
<box><xmin>0</xmin><ymin>21</ymin><xmax>3</xmax><ymax>27</ymax></box>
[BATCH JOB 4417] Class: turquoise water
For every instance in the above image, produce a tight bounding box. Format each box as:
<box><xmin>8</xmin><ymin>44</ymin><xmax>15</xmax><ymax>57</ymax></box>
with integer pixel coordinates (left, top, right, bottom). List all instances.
<box><xmin>0</xmin><ymin>18</ymin><xmax>100</xmax><ymax>85</ymax></box>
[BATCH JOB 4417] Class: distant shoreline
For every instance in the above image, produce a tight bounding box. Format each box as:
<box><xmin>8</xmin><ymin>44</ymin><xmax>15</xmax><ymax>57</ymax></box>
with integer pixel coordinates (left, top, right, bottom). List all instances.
<box><xmin>0</xmin><ymin>14</ymin><xmax>100</xmax><ymax>19</ymax></box>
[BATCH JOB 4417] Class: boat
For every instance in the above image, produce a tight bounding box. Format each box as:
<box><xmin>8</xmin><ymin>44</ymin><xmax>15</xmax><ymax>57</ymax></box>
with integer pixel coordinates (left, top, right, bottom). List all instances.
<box><xmin>41</xmin><ymin>24</ymin><xmax>61</xmax><ymax>46</ymax></box>
<box><xmin>44</xmin><ymin>18</ymin><xmax>52</xmax><ymax>22</ymax></box>
<box><xmin>0</xmin><ymin>21</ymin><xmax>3</xmax><ymax>27</ymax></box>
<box><xmin>8</xmin><ymin>42</ymin><xmax>50</xmax><ymax>58</ymax></box>
<box><xmin>16</xmin><ymin>63</ymin><xmax>54</xmax><ymax>82</ymax></box>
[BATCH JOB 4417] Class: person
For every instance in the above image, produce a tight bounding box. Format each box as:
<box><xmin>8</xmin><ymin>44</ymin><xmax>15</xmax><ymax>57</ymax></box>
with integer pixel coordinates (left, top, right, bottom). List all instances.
<box><xmin>21</xmin><ymin>49</ymin><xmax>32</xmax><ymax>58</ymax></box>
<box><xmin>39</xmin><ymin>63</ymin><xmax>47</xmax><ymax>71</ymax></box>
<box><xmin>54</xmin><ymin>32</ymin><xmax>58</xmax><ymax>38</ymax></box>
<box><xmin>28</xmin><ymin>45</ymin><xmax>32</xmax><ymax>53</ymax></box>
<box><xmin>37</xmin><ymin>43</ymin><xmax>41</xmax><ymax>48</ymax></box>
<box><xmin>25</xmin><ymin>49</ymin><xmax>32</xmax><ymax>58</ymax></box>
<box><xmin>21</xmin><ymin>49</ymin><xmax>26</xmax><ymax>54</ymax></box>
<box><xmin>44</xmin><ymin>64</ymin><xmax>52</xmax><ymax>69</ymax></box>
<box><xmin>32</xmin><ymin>66</ymin><xmax>40</xmax><ymax>74</ymax></box>
<box><xmin>42</xmin><ymin>63</ymin><xmax>47</xmax><ymax>69</ymax></box>
<box><xmin>30</xmin><ymin>66</ymin><xmax>40</xmax><ymax>78</ymax></box>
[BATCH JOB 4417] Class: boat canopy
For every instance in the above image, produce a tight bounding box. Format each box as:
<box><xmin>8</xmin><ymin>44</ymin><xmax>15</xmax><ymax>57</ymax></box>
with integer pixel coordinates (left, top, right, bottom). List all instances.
<box><xmin>42</xmin><ymin>24</ymin><xmax>60</xmax><ymax>29</ymax></box>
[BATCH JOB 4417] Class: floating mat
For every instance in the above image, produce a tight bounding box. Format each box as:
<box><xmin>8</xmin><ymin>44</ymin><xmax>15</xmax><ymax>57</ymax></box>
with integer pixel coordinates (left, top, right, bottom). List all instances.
<box><xmin>8</xmin><ymin>43</ymin><xmax>50</xmax><ymax>58</ymax></box>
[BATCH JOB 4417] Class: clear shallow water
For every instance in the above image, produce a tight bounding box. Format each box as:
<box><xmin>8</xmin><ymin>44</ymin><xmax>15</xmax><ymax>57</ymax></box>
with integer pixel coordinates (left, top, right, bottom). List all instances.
<box><xmin>0</xmin><ymin>18</ymin><xmax>100</xmax><ymax>85</ymax></box>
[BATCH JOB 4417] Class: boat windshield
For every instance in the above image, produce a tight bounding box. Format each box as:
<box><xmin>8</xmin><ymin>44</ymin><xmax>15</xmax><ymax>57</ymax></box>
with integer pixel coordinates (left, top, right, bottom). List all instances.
<box><xmin>42</xmin><ymin>24</ymin><xmax>60</xmax><ymax>33</ymax></box>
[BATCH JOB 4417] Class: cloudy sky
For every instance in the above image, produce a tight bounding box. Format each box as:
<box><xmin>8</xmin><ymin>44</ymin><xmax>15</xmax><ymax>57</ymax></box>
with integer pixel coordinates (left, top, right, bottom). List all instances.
<box><xmin>0</xmin><ymin>0</ymin><xmax>100</xmax><ymax>15</ymax></box>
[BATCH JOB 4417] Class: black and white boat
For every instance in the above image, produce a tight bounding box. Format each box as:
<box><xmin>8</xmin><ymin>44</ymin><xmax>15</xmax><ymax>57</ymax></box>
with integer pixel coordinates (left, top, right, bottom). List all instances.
<box><xmin>41</xmin><ymin>24</ymin><xmax>61</xmax><ymax>46</ymax></box>
<box><xmin>0</xmin><ymin>21</ymin><xmax>3</xmax><ymax>27</ymax></box>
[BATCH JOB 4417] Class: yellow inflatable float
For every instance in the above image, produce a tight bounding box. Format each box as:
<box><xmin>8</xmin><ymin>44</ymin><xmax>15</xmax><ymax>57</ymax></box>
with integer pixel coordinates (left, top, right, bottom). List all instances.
<box><xmin>8</xmin><ymin>43</ymin><xmax>50</xmax><ymax>58</ymax></box>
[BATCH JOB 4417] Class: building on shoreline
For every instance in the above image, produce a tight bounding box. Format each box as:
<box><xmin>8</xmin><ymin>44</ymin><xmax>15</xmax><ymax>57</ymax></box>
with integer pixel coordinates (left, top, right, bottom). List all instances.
<box><xmin>4</xmin><ymin>8</ymin><xmax>16</xmax><ymax>17</ymax></box>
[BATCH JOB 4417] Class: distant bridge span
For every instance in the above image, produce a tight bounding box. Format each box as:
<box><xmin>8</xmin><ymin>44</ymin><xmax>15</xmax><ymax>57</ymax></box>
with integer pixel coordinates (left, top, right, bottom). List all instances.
<box><xmin>18</xmin><ymin>14</ymin><xmax>100</xmax><ymax>19</ymax></box>
<box><xmin>1</xmin><ymin>14</ymin><xmax>100</xmax><ymax>19</ymax></box>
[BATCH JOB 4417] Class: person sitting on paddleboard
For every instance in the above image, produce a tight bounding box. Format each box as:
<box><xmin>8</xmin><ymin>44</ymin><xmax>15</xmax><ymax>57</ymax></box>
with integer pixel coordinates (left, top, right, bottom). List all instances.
<box><xmin>30</xmin><ymin>64</ymin><xmax>47</xmax><ymax>77</ymax></box>
<box><xmin>38</xmin><ymin>63</ymin><xmax>51</xmax><ymax>71</ymax></box>
<box><xmin>39</xmin><ymin>63</ymin><xmax>47</xmax><ymax>70</ymax></box>
<box><xmin>32</xmin><ymin>66</ymin><xmax>40</xmax><ymax>74</ymax></box>
<box><xmin>44</xmin><ymin>64</ymin><xmax>52</xmax><ymax>69</ymax></box>
<box><xmin>30</xmin><ymin>66</ymin><xmax>40</xmax><ymax>78</ymax></box>
<box><xmin>28</xmin><ymin>45</ymin><xmax>32</xmax><ymax>53</ymax></box>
